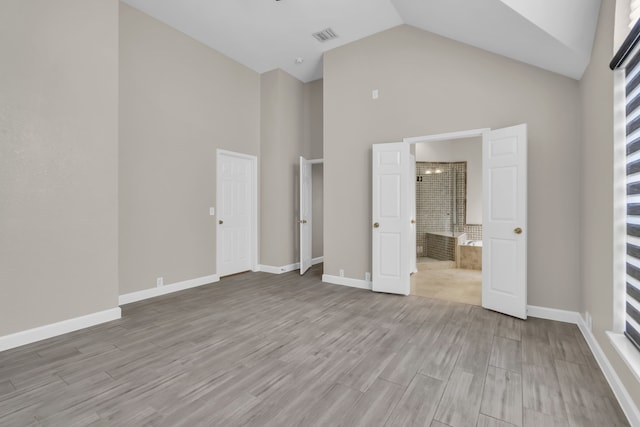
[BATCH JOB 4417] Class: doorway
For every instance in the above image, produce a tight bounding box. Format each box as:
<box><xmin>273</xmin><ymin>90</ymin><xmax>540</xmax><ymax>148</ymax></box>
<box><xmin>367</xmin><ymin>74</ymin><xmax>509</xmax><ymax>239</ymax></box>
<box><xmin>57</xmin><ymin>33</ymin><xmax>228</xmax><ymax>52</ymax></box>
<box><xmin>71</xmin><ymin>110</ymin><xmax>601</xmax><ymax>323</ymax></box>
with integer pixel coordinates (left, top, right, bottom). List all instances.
<box><xmin>410</xmin><ymin>137</ymin><xmax>483</xmax><ymax>306</ymax></box>
<box><xmin>299</xmin><ymin>156</ymin><xmax>324</xmax><ymax>275</ymax></box>
<box><xmin>372</xmin><ymin>125</ymin><xmax>528</xmax><ymax>319</ymax></box>
<box><xmin>216</xmin><ymin>149</ymin><xmax>258</xmax><ymax>277</ymax></box>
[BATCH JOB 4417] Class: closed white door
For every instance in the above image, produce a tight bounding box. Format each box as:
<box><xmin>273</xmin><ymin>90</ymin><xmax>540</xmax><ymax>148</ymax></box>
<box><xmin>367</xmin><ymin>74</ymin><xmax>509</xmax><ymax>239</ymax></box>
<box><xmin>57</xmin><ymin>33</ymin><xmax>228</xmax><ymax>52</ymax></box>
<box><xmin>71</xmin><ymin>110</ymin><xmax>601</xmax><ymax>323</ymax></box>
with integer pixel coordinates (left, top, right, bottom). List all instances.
<box><xmin>372</xmin><ymin>142</ymin><xmax>411</xmax><ymax>295</ymax></box>
<box><xmin>299</xmin><ymin>156</ymin><xmax>313</xmax><ymax>274</ymax></box>
<box><xmin>217</xmin><ymin>152</ymin><xmax>253</xmax><ymax>277</ymax></box>
<box><xmin>482</xmin><ymin>124</ymin><xmax>528</xmax><ymax>319</ymax></box>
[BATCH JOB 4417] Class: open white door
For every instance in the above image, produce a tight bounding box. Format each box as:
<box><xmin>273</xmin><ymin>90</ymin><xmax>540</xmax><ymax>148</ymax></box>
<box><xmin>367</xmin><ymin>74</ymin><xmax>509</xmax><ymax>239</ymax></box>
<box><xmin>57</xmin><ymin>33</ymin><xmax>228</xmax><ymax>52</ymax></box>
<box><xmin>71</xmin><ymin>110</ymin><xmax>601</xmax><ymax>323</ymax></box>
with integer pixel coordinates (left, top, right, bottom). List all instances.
<box><xmin>299</xmin><ymin>156</ymin><xmax>312</xmax><ymax>274</ymax></box>
<box><xmin>410</xmin><ymin>154</ymin><xmax>417</xmax><ymax>274</ymax></box>
<box><xmin>482</xmin><ymin>124</ymin><xmax>527</xmax><ymax>319</ymax></box>
<box><xmin>372</xmin><ymin>142</ymin><xmax>411</xmax><ymax>295</ymax></box>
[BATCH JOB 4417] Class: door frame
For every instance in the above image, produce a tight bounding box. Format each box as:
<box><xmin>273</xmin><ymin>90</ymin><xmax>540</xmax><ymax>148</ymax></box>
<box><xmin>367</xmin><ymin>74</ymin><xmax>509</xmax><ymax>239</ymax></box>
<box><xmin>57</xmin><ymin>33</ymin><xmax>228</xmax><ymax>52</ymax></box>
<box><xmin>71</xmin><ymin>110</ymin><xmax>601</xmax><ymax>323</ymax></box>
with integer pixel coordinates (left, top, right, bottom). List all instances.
<box><xmin>403</xmin><ymin>128</ymin><xmax>490</xmax><ymax>145</ymax></box>
<box><xmin>216</xmin><ymin>149</ymin><xmax>259</xmax><ymax>275</ymax></box>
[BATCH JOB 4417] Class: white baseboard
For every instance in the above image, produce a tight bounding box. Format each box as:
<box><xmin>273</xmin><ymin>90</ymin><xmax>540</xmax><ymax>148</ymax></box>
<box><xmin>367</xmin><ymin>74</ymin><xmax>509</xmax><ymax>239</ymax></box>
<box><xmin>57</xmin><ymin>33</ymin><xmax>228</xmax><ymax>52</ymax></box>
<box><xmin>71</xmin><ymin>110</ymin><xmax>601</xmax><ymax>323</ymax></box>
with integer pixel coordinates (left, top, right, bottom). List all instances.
<box><xmin>526</xmin><ymin>305</ymin><xmax>582</xmax><ymax>324</ymax></box>
<box><xmin>525</xmin><ymin>305</ymin><xmax>639</xmax><ymax>426</ymax></box>
<box><xmin>119</xmin><ymin>274</ymin><xmax>220</xmax><ymax>305</ymax></box>
<box><xmin>258</xmin><ymin>257</ymin><xmax>324</xmax><ymax>275</ymax></box>
<box><xmin>0</xmin><ymin>307</ymin><xmax>121</xmax><ymax>352</ymax></box>
<box><xmin>578</xmin><ymin>323</ymin><xmax>640</xmax><ymax>426</ymax></box>
<box><xmin>322</xmin><ymin>274</ymin><xmax>372</xmax><ymax>290</ymax></box>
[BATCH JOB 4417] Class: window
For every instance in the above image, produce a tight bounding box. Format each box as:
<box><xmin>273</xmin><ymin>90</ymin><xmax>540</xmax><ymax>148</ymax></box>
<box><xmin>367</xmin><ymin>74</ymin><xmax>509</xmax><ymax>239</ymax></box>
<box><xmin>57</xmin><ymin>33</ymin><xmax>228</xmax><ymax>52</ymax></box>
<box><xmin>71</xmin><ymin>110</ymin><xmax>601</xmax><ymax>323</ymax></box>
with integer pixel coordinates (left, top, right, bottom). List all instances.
<box><xmin>611</xmin><ymin>21</ymin><xmax>640</xmax><ymax>354</ymax></box>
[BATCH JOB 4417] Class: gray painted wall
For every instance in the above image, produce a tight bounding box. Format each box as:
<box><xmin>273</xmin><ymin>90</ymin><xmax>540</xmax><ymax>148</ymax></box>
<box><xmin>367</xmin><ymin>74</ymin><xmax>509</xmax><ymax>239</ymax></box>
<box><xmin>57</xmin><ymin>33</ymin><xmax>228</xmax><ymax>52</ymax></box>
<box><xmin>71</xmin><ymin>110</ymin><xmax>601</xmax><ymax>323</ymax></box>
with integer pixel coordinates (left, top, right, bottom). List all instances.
<box><xmin>260</xmin><ymin>69</ymin><xmax>305</xmax><ymax>267</ymax></box>
<box><xmin>324</xmin><ymin>24</ymin><xmax>582</xmax><ymax>310</ymax></box>
<box><xmin>0</xmin><ymin>0</ymin><xmax>119</xmax><ymax>335</ymax></box>
<box><xmin>261</xmin><ymin>71</ymin><xmax>323</xmax><ymax>267</ymax></box>
<box><xmin>119</xmin><ymin>4</ymin><xmax>260</xmax><ymax>292</ymax></box>
<box><xmin>306</xmin><ymin>80</ymin><xmax>324</xmax><ymax>260</ymax></box>
<box><xmin>579</xmin><ymin>0</ymin><xmax>640</xmax><ymax>409</ymax></box>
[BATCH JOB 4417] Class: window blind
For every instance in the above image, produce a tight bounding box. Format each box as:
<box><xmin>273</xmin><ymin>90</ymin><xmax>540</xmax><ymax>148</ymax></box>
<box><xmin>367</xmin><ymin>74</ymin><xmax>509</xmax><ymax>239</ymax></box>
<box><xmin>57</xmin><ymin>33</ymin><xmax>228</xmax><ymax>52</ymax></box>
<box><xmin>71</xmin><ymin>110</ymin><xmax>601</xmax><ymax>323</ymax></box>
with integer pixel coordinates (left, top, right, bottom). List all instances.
<box><xmin>626</xmin><ymin>48</ymin><xmax>640</xmax><ymax>350</ymax></box>
<box><xmin>612</xmin><ymin>20</ymin><xmax>640</xmax><ymax>353</ymax></box>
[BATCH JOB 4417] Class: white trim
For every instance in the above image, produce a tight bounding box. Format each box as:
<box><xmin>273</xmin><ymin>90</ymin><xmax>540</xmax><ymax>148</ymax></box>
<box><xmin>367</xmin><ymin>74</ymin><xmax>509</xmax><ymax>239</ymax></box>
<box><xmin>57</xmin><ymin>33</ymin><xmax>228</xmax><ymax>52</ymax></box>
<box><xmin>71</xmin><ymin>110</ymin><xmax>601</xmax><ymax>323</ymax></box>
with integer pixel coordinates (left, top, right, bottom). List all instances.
<box><xmin>258</xmin><ymin>257</ymin><xmax>324</xmax><ymax>275</ymax></box>
<box><xmin>309</xmin><ymin>158</ymin><xmax>324</xmax><ymax>165</ymax></box>
<box><xmin>403</xmin><ymin>128</ymin><xmax>490</xmax><ymax>145</ymax></box>
<box><xmin>524</xmin><ymin>305</ymin><xmax>639</xmax><ymax>426</ymax></box>
<box><xmin>0</xmin><ymin>308</ymin><xmax>121</xmax><ymax>352</ymax></box>
<box><xmin>322</xmin><ymin>274</ymin><xmax>372</xmax><ymax>290</ymax></box>
<box><xmin>580</xmin><ymin>328</ymin><xmax>640</xmax><ymax>427</ymax></box>
<box><xmin>608</xmin><ymin>331</ymin><xmax>640</xmax><ymax>386</ymax></box>
<box><xmin>216</xmin><ymin>149</ymin><xmax>259</xmax><ymax>277</ymax></box>
<box><xmin>526</xmin><ymin>305</ymin><xmax>582</xmax><ymax>323</ymax></box>
<box><xmin>119</xmin><ymin>274</ymin><xmax>220</xmax><ymax>305</ymax></box>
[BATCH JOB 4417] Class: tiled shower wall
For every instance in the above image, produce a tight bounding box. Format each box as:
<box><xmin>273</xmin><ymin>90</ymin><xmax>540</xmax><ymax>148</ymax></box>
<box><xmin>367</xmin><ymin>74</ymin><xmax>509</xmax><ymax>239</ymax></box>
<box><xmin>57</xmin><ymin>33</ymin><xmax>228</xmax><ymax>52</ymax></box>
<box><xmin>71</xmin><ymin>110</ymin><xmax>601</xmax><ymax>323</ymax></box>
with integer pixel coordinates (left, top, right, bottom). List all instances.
<box><xmin>424</xmin><ymin>234</ymin><xmax>456</xmax><ymax>261</ymax></box>
<box><xmin>462</xmin><ymin>224</ymin><xmax>482</xmax><ymax>240</ymax></box>
<box><xmin>416</xmin><ymin>162</ymin><xmax>482</xmax><ymax>260</ymax></box>
<box><xmin>416</xmin><ymin>162</ymin><xmax>466</xmax><ymax>234</ymax></box>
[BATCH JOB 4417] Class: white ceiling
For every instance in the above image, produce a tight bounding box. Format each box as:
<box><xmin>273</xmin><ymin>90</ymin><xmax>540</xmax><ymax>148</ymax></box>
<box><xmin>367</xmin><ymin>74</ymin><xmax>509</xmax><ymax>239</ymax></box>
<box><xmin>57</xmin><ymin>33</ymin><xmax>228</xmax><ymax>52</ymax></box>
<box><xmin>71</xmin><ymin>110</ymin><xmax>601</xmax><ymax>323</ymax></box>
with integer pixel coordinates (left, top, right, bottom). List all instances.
<box><xmin>122</xmin><ymin>0</ymin><xmax>601</xmax><ymax>83</ymax></box>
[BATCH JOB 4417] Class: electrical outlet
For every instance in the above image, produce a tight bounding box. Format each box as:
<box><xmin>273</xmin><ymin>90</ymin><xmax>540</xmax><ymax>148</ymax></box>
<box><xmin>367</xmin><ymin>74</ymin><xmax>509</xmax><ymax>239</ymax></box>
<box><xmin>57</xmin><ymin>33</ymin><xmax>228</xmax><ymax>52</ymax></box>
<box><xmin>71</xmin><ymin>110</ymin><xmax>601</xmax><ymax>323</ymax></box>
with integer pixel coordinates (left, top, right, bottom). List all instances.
<box><xmin>157</xmin><ymin>277</ymin><xmax>163</xmax><ymax>288</ymax></box>
<box><xmin>339</xmin><ymin>269</ymin><xmax>344</xmax><ymax>277</ymax></box>
<box><xmin>372</xmin><ymin>89</ymin><xmax>379</xmax><ymax>99</ymax></box>
<box><xmin>209</xmin><ymin>207</ymin><xmax>215</xmax><ymax>216</ymax></box>
<box><xmin>365</xmin><ymin>272</ymin><xmax>371</xmax><ymax>282</ymax></box>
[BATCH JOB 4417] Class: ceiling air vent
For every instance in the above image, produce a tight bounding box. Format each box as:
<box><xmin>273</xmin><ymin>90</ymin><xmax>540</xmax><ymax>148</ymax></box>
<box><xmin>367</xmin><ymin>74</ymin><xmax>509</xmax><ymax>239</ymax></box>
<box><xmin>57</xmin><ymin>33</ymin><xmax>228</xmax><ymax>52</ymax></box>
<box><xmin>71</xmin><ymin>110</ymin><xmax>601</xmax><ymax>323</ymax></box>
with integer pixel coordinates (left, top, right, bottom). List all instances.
<box><xmin>312</xmin><ymin>28</ymin><xmax>338</xmax><ymax>42</ymax></box>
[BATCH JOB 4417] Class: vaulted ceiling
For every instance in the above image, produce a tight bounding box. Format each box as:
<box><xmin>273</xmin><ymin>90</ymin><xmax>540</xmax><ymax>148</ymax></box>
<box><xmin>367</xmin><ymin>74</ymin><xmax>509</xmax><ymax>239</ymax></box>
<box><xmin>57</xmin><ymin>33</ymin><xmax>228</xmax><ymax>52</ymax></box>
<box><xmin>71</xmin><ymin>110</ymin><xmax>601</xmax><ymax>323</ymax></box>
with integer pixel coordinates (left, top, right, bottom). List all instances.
<box><xmin>122</xmin><ymin>0</ymin><xmax>601</xmax><ymax>83</ymax></box>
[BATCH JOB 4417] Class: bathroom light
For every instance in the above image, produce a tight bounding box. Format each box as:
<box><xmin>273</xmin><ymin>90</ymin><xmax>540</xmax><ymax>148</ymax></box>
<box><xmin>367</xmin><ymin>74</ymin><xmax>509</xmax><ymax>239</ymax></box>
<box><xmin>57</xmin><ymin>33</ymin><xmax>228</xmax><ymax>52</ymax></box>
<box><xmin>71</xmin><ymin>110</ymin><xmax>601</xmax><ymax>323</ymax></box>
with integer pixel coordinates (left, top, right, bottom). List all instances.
<box><xmin>425</xmin><ymin>170</ymin><xmax>432</xmax><ymax>174</ymax></box>
<box><xmin>435</xmin><ymin>169</ymin><xmax>442</xmax><ymax>174</ymax></box>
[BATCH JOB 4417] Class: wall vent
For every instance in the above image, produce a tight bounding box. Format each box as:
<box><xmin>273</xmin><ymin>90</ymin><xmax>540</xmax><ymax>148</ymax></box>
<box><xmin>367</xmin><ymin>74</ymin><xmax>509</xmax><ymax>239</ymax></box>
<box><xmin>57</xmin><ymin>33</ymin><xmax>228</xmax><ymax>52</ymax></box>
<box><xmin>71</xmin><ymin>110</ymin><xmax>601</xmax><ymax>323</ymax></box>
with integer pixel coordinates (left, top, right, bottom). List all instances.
<box><xmin>312</xmin><ymin>28</ymin><xmax>338</xmax><ymax>42</ymax></box>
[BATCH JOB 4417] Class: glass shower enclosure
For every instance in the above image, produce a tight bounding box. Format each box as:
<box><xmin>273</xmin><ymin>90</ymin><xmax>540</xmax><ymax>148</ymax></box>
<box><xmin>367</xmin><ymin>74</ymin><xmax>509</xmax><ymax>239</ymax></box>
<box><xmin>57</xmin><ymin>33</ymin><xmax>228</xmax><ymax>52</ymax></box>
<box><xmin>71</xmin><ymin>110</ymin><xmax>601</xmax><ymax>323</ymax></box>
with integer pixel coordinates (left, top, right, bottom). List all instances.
<box><xmin>415</xmin><ymin>161</ymin><xmax>467</xmax><ymax>261</ymax></box>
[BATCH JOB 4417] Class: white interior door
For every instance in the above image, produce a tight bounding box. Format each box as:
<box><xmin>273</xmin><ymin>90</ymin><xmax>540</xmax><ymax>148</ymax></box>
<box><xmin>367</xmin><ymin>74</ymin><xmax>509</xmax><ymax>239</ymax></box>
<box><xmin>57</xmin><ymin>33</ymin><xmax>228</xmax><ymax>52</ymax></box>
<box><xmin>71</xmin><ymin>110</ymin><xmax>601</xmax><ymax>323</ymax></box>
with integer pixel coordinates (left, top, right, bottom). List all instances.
<box><xmin>482</xmin><ymin>124</ymin><xmax>527</xmax><ymax>319</ymax></box>
<box><xmin>372</xmin><ymin>142</ymin><xmax>411</xmax><ymax>295</ymax></box>
<box><xmin>299</xmin><ymin>156</ymin><xmax>312</xmax><ymax>274</ymax></box>
<box><xmin>217</xmin><ymin>151</ymin><xmax>253</xmax><ymax>277</ymax></box>
<box><xmin>410</xmin><ymin>154</ymin><xmax>417</xmax><ymax>274</ymax></box>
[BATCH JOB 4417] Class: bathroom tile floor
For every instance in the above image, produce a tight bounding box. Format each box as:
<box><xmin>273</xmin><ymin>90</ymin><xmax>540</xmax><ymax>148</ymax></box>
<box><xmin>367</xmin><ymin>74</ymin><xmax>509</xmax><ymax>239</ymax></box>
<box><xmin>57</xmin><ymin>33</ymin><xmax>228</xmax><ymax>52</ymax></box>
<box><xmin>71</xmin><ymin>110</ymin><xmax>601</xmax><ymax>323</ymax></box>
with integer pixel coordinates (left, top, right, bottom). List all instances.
<box><xmin>416</xmin><ymin>258</ymin><xmax>456</xmax><ymax>270</ymax></box>
<box><xmin>411</xmin><ymin>267</ymin><xmax>482</xmax><ymax>306</ymax></box>
<box><xmin>417</xmin><ymin>256</ymin><xmax>442</xmax><ymax>263</ymax></box>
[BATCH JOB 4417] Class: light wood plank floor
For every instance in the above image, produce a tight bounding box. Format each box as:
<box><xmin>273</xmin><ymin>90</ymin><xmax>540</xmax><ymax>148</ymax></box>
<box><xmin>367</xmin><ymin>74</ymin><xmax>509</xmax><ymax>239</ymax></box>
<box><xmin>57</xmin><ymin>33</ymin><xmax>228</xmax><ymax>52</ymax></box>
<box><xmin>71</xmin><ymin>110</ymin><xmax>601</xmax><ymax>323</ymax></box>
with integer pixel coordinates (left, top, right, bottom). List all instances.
<box><xmin>0</xmin><ymin>264</ymin><xmax>629</xmax><ymax>426</ymax></box>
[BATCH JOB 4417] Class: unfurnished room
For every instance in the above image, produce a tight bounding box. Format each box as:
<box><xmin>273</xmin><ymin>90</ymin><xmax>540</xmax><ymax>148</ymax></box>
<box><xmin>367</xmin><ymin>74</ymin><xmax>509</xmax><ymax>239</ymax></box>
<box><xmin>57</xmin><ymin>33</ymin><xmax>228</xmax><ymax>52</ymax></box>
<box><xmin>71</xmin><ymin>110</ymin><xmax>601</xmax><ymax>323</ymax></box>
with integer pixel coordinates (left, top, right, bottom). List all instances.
<box><xmin>1</xmin><ymin>0</ymin><xmax>640</xmax><ymax>426</ymax></box>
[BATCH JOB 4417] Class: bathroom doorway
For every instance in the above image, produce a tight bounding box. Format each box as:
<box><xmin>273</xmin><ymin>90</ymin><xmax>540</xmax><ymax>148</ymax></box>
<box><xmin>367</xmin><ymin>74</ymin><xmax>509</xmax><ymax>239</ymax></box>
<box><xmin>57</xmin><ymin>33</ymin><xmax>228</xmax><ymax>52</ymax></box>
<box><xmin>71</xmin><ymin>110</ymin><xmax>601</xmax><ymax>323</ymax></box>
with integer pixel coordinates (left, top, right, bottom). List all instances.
<box><xmin>372</xmin><ymin>125</ymin><xmax>527</xmax><ymax>318</ymax></box>
<box><xmin>410</xmin><ymin>137</ymin><xmax>483</xmax><ymax>305</ymax></box>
